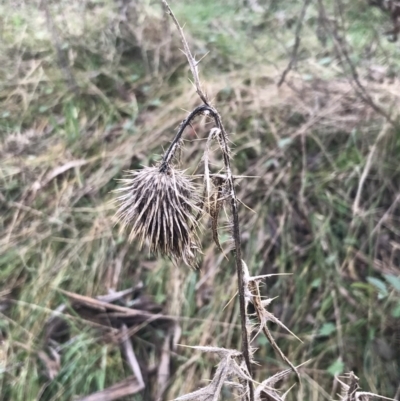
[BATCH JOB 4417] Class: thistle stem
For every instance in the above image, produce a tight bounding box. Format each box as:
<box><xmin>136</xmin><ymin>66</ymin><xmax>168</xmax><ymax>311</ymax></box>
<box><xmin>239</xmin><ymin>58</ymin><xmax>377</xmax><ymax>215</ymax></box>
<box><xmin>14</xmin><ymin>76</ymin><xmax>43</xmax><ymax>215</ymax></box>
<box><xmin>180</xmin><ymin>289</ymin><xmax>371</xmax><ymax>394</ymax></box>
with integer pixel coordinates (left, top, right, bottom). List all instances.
<box><xmin>159</xmin><ymin>105</ymin><xmax>211</xmax><ymax>172</ymax></box>
<box><xmin>162</xmin><ymin>105</ymin><xmax>254</xmax><ymax>400</ymax></box>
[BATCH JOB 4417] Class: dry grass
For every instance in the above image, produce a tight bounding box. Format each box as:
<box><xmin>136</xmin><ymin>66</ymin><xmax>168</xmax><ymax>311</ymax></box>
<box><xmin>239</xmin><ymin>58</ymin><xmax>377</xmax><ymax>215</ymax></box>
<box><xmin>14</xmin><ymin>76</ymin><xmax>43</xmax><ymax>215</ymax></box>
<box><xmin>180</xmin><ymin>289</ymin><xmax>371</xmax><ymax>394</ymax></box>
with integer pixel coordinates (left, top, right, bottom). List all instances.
<box><xmin>1</xmin><ymin>0</ymin><xmax>400</xmax><ymax>400</ymax></box>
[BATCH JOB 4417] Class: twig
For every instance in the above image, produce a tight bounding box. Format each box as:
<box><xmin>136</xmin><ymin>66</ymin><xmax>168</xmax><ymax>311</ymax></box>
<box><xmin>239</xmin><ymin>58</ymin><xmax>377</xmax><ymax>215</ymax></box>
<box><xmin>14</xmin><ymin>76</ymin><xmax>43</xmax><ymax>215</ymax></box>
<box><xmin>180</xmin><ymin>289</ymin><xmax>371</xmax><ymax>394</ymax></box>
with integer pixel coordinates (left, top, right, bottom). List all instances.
<box><xmin>394</xmin><ymin>383</ymin><xmax>400</xmax><ymax>401</ymax></box>
<box><xmin>156</xmin><ymin>329</ymin><xmax>172</xmax><ymax>401</ymax></box>
<box><xmin>96</xmin><ymin>287</ymin><xmax>135</xmax><ymax>303</ymax></box>
<box><xmin>278</xmin><ymin>0</ymin><xmax>311</xmax><ymax>87</ymax></box>
<box><xmin>76</xmin><ymin>376</ymin><xmax>143</xmax><ymax>401</ymax></box>
<box><xmin>317</xmin><ymin>0</ymin><xmax>396</xmax><ymax>126</ymax></box>
<box><xmin>352</xmin><ymin>123</ymin><xmax>390</xmax><ymax>216</ymax></box>
<box><xmin>120</xmin><ymin>324</ymin><xmax>145</xmax><ymax>390</ymax></box>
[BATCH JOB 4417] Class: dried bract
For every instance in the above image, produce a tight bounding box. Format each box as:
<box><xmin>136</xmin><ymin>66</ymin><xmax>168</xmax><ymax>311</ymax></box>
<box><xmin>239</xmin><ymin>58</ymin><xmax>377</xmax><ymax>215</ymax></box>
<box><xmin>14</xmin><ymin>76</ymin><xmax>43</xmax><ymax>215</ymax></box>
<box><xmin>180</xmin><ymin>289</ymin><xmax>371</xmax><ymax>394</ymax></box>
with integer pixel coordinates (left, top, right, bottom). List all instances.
<box><xmin>173</xmin><ymin>347</ymin><xmax>251</xmax><ymax>401</ymax></box>
<box><xmin>115</xmin><ymin>164</ymin><xmax>200</xmax><ymax>266</ymax></box>
<box><xmin>336</xmin><ymin>372</ymin><xmax>395</xmax><ymax>401</ymax></box>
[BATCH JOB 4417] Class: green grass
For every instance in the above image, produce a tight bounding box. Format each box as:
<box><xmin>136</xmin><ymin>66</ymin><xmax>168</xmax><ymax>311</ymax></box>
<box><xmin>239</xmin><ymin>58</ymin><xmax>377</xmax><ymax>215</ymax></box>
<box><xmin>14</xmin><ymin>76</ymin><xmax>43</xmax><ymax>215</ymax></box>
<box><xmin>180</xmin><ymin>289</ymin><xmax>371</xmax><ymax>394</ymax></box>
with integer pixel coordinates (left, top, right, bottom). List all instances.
<box><xmin>1</xmin><ymin>0</ymin><xmax>400</xmax><ymax>400</ymax></box>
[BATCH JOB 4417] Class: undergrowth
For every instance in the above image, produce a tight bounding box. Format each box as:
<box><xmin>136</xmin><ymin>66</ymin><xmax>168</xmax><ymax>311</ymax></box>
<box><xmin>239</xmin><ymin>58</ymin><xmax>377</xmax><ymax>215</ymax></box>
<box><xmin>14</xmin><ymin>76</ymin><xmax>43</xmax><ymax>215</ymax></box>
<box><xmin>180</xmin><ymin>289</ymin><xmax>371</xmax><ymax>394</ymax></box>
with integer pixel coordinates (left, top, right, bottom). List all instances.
<box><xmin>0</xmin><ymin>0</ymin><xmax>399</xmax><ymax>400</ymax></box>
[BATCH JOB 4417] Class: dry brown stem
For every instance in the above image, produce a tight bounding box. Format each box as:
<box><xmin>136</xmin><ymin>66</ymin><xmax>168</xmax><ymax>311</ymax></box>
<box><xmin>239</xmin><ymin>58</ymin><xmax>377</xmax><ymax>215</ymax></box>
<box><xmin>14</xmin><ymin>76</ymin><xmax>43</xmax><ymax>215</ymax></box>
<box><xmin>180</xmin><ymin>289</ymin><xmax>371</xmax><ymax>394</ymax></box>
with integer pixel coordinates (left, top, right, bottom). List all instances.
<box><xmin>161</xmin><ymin>0</ymin><xmax>208</xmax><ymax>105</ymax></box>
<box><xmin>160</xmin><ymin>2</ymin><xmax>254</xmax><ymax>399</ymax></box>
<box><xmin>278</xmin><ymin>0</ymin><xmax>312</xmax><ymax>87</ymax></box>
<box><xmin>317</xmin><ymin>0</ymin><xmax>396</xmax><ymax>126</ymax></box>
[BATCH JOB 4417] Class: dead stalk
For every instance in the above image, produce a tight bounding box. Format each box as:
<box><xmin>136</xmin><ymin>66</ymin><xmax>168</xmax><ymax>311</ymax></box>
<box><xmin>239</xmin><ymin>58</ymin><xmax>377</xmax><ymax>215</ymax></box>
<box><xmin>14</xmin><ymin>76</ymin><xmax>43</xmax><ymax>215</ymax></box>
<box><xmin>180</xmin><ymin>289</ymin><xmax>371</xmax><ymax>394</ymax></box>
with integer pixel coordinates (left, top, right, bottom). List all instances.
<box><xmin>161</xmin><ymin>2</ymin><xmax>254</xmax><ymax>398</ymax></box>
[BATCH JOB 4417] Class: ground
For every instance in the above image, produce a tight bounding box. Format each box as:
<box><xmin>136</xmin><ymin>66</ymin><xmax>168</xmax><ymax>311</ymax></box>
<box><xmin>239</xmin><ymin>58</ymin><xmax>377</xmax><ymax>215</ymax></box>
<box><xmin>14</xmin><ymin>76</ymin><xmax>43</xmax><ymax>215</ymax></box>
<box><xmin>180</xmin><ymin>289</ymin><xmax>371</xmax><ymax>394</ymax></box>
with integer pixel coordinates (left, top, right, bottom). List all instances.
<box><xmin>0</xmin><ymin>1</ymin><xmax>400</xmax><ymax>400</ymax></box>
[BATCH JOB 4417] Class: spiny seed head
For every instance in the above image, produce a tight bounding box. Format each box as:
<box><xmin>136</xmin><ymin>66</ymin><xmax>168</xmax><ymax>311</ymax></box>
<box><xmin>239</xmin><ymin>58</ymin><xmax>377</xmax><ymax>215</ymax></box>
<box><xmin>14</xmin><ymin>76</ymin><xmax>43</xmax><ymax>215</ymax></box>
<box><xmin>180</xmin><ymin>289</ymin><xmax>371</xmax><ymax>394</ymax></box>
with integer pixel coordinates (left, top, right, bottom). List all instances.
<box><xmin>115</xmin><ymin>164</ymin><xmax>200</xmax><ymax>267</ymax></box>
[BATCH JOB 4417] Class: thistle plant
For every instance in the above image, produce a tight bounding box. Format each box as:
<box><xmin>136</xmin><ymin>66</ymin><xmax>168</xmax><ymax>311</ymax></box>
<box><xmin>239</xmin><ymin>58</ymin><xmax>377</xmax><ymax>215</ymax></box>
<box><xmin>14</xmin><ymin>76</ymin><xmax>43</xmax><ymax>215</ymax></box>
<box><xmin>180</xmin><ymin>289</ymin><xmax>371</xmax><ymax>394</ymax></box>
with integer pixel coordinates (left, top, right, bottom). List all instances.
<box><xmin>113</xmin><ymin>2</ymin><xmax>301</xmax><ymax>400</ymax></box>
<box><xmin>114</xmin><ymin>2</ymin><xmax>395</xmax><ymax>401</ymax></box>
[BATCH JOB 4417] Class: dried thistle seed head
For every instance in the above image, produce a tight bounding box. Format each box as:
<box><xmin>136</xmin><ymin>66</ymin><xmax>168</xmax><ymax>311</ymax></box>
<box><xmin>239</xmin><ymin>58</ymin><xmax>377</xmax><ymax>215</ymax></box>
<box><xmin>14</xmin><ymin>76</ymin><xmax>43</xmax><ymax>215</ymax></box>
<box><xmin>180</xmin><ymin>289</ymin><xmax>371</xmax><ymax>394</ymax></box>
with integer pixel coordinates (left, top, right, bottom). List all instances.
<box><xmin>115</xmin><ymin>164</ymin><xmax>200</xmax><ymax>266</ymax></box>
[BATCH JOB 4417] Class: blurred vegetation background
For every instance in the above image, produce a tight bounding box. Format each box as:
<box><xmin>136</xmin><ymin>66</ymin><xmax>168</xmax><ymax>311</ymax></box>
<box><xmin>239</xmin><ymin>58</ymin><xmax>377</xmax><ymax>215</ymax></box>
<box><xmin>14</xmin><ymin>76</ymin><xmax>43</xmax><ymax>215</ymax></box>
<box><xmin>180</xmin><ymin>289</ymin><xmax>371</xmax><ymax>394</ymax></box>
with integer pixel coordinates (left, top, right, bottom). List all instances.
<box><xmin>1</xmin><ymin>0</ymin><xmax>400</xmax><ymax>400</ymax></box>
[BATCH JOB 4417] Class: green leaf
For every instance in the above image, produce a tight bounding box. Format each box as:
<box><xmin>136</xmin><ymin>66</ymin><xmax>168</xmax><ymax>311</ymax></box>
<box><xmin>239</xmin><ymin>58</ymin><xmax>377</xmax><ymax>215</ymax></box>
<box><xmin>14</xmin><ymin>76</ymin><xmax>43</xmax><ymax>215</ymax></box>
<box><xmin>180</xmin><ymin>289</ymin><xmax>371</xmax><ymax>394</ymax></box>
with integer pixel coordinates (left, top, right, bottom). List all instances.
<box><xmin>320</xmin><ymin>295</ymin><xmax>333</xmax><ymax>314</ymax></box>
<box><xmin>302</xmin><ymin>73</ymin><xmax>313</xmax><ymax>81</ymax></box>
<box><xmin>344</xmin><ymin>236</ymin><xmax>358</xmax><ymax>246</ymax></box>
<box><xmin>311</xmin><ymin>278</ymin><xmax>322</xmax><ymax>288</ymax></box>
<box><xmin>366</xmin><ymin>277</ymin><xmax>388</xmax><ymax>299</ymax></box>
<box><xmin>129</xmin><ymin>74</ymin><xmax>140</xmax><ymax>82</ymax></box>
<box><xmin>278</xmin><ymin>137</ymin><xmax>293</xmax><ymax>149</ymax></box>
<box><xmin>327</xmin><ymin>358</ymin><xmax>344</xmax><ymax>376</ymax></box>
<box><xmin>318</xmin><ymin>322</ymin><xmax>336</xmax><ymax>337</ymax></box>
<box><xmin>11</xmin><ymin>15</ymin><xmax>24</xmax><ymax>27</ymax></box>
<box><xmin>391</xmin><ymin>302</ymin><xmax>400</xmax><ymax>318</ymax></box>
<box><xmin>257</xmin><ymin>335</ymin><xmax>269</xmax><ymax>346</ymax></box>
<box><xmin>318</xmin><ymin>56</ymin><xmax>332</xmax><ymax>66</ymax></box>
<box><xmin>368</xmin><ymin>327</ymin><xmax>376</xmax><ymax>341</ymax></box>
<box><xmin>149</xmin><ymin>98</ymin><xmax>162</xmax><ymax>107</ymax></box>
<box><xmin>325</xmin><ymin>254</ymin><xmax>336</xmax><ymax>265</ymax></box>
<box><xmin>383</xmin><ymin>274</ymin><xmax>400</xmax><ymax>292</ymax></box>
<box><xmin>351</xmin><ymin>282</ymin><xmax>372</xmax><ymax>291</ymax></box>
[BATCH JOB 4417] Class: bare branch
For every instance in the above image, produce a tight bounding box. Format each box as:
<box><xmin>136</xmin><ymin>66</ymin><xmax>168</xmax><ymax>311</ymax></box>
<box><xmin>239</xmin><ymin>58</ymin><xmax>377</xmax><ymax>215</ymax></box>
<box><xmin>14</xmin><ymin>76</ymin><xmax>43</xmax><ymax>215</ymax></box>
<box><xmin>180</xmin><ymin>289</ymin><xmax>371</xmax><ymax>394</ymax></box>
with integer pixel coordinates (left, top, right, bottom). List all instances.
<box><xmin>120</xmin><ymin>324</ymin><xmax>145</xmax><ymax>389</ymax></box>
<box><xmin>352</xmin><ymin>123</ymin><xmax>390</xmax><ymax>216</ymax></box>
<box><xmin>317</xmin><ymin>0</ymin><xmax>396</xmax><ymax>126</ymax></box>
<box><xmin>278</xmin><ymin>0</ymin><xmax>311</xmax><ymax>87</ymax></box>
